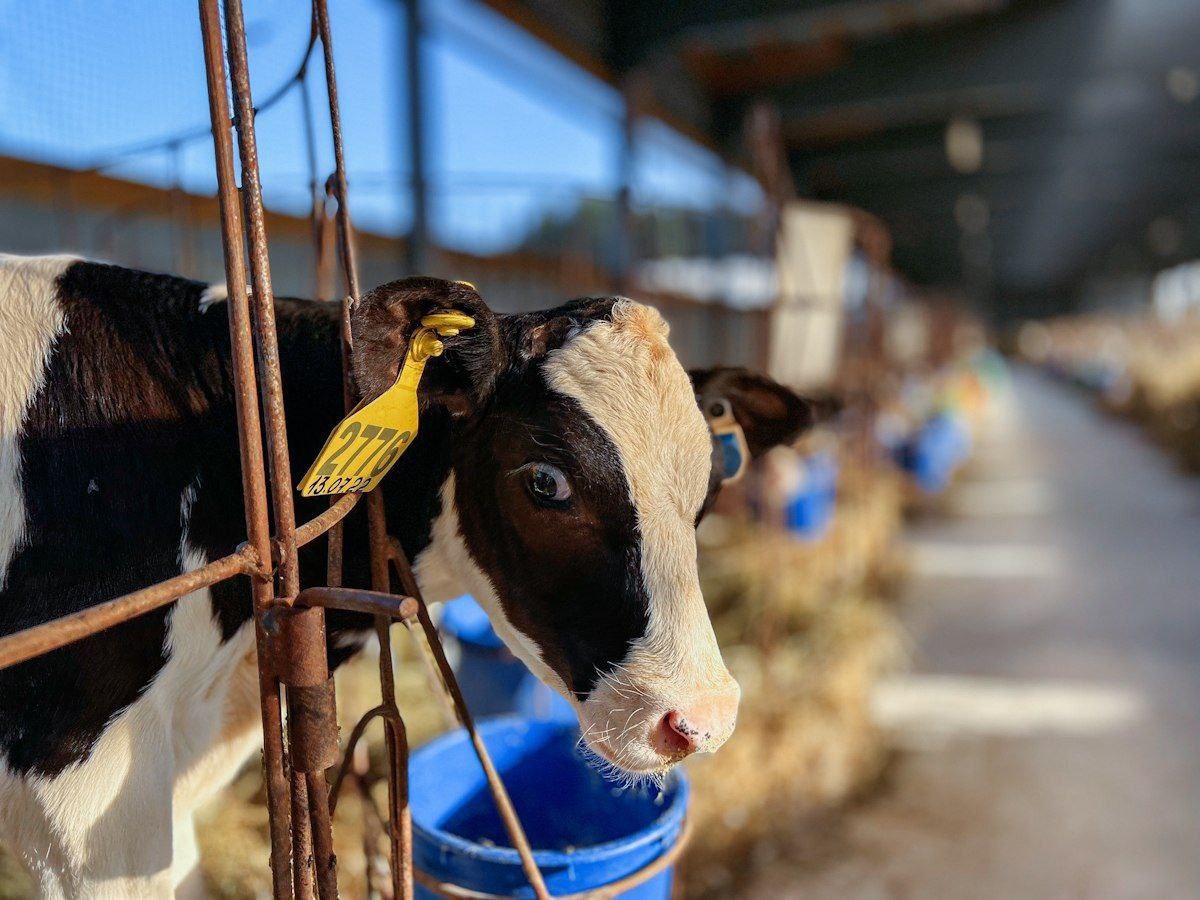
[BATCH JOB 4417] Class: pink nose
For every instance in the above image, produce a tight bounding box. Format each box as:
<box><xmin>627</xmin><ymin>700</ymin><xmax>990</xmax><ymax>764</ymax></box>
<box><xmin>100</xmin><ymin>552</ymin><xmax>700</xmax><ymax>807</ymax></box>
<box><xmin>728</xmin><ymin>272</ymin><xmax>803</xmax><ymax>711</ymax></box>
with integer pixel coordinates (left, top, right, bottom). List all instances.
<box><xmin>653</xmin><ymin>690</ymin><xmax>740</xmax><ymax>758</ymax></box>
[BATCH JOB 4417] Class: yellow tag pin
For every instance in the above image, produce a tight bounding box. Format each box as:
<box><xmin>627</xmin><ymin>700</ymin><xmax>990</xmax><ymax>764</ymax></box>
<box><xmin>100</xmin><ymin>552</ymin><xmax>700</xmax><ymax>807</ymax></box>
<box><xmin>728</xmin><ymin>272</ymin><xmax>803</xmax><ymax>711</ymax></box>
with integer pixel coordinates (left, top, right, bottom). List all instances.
<box><xmin>298</xmin><ymin>311</ymin><xmax>475</xmax><ymax>497</ymax></box>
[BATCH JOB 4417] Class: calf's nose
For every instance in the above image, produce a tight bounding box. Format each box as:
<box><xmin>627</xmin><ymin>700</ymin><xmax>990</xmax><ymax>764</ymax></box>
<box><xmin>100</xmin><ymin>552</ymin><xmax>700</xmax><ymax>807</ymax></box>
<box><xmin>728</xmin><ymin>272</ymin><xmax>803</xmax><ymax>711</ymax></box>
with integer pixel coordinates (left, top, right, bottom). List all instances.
<box><xmin>653</xmin><ymin>686</ymin><xmax>740</xmax><ymax>758</ymax></box>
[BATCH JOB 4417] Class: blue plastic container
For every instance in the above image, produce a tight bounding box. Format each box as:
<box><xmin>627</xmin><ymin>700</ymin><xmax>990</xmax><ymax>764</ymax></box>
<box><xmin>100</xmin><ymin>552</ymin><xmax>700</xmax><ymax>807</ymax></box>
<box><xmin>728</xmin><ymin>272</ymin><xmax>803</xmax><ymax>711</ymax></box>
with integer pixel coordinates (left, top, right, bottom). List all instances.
<box><xmin>895</xmin><ymin>413</ymin><xmax>971</xmax><ymax>493</ymax></box>
<box><xmin>441</xmin><ymin>596</ymin><xmax>574</xmax><ymax>722</ymax></box>
<box><xmin>440</xmin><ymin>596</ymin><xmax>530</xmax><ymax>719</ymax></box>
<box><xmin>411</xmin><ymin>718</ymin><xmax>688</xmax><ymax>899</ymax></box>
<box><xmin>784</xmin><ymin>451</ymin><xmax>838</xmax><ymax>539</ymax></box>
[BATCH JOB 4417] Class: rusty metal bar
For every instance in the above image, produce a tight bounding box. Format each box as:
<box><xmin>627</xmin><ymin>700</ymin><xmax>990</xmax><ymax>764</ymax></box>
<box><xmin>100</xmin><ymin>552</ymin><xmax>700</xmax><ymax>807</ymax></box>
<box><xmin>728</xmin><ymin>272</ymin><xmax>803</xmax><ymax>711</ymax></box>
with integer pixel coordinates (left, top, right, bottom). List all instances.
<box><xmin>386</xmin><ymin>543</ymin><xmax>552</xmax><ymax>900</ymax></box>
<box><xmin>297</xmin><ymin>20</ymin><xmax>324</xmax><ymax>302</ymax></box>
<box><xmin>294</xmin><ymin>586</ymin><xmax>419</xmax><ymax>621</ymax></box>
<box><xmin>367</xmin><ymin>492</ymin><xmax>412</xmax><ymax>900</ymax></box>
<box><xmin>357</xmin><ymin>766</ymin><xmax>386</xmax><ymax>898</ymax></box>
<box><xmin>314</xmin><ymin>0</ymin><xmax>362</xmax><ymax>305</ymax></box>
<box><xmin>292</xmin><ymin>492</ymin><xmax>361</xmax><ymax>552</ymax></box>
<box><xmin>0</xmin><ymin>546</ymin><xmax>258</xmax><ymax>670</ymax></box>
<box><xmin>275</xmin><ymin>601</ymin><xmax>338</xmax><ymax>900</ymax></box>
<box><xmin>220</xmin><ymin>2</ymin><xmax>344</xmax><ymax>894</ymax></box>
<box><xmin>221</xmin><ymin>0</ymin><xmax>302</xmax><ymax>605</ymax></box>
<box><xmin>312</xmin><ymin>1</ymin><xmax>418</xmax><ymax>894</ymax></box>
<box><xmin>294</xmin><ymin>580</ymin><xmax>429</xmax><ymax>897</ymax></box>
<box><xmin>385</xmin><ymin>713</ymin><xmax>414</xmax><ymax>899</ymax></box>
<box><xmin>197</xmin><ymin>3</ymin><xmax>295</xmax><ymax>895</ymax></box>
<box><xmin>313</xmin><ymin>0</ymin><xmax>360</xmax><ymax>701</ymax></box>
<box><xmin>328</xmin><ymin>705</ymin><xmax>387</xmax><ymax>815</ymax></box>
<box><xmin>290</xmin><ymin>774</ymin><xmax>316</xmax><ymax>899</ymax></box>
<box><xmin>307</xmin><ymin>768</ymin><xmax>339</xmax><ymax>899</ymax></box>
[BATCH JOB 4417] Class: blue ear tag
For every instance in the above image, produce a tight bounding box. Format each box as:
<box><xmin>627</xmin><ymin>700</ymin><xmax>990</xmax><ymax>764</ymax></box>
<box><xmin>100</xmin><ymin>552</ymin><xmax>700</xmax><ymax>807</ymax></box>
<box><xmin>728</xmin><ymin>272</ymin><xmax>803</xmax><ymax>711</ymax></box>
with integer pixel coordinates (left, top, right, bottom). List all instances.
<box><xmin>704</xmin><ymin>397</ymin><xmax>749</xmax><ymax>484</ymax></box>
<box><xmin>716</xmin><ymin>430</ymin><xmax>747</xmax><ymax>482</ymax></box>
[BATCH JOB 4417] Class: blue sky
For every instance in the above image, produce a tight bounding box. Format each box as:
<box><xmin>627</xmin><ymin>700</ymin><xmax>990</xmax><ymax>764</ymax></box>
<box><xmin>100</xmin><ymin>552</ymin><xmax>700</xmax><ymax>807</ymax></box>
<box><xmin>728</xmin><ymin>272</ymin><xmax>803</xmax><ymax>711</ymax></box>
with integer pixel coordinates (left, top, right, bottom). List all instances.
<box><xmin>0</xmin><ymin>0</ymin><xmax>761</xmax><ymax>254</ymax></box>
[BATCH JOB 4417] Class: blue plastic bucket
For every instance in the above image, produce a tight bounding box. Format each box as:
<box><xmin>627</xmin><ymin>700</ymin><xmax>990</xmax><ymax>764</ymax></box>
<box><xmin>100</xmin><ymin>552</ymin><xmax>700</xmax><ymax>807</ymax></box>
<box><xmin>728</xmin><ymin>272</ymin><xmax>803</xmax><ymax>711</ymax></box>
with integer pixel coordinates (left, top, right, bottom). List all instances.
<box><xmin>440</xmin><ymin>596</ymin><xmax>529</xmax><ymax>719</ymax></box>
<box><xmin>440</xmin><ymin>596</ymin><xmax>573</xmax><ymax>722</ymax></box>
<box><xmin>895</xmin><ymin>413</ymin><xmax>971</xmax><ymax>493</ymax></box>
<box><xmin>784</xmin><ymin>451</ymin><xmax>838</xmax><ymax>539</ymax></box>
<box><xmin>411</xmin><ymin>718</ymin><xmax>688</xmax><ymax>899</ymax></box>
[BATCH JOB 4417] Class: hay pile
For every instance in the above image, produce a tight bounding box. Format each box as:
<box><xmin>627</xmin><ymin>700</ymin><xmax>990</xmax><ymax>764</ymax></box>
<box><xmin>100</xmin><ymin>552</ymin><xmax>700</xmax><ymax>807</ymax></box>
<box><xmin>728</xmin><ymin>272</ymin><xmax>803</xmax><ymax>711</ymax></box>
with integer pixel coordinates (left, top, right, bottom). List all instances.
<box><xmin>680</xmin><ymin>459</ymin><xmax>906</xmax><ymax>897</ymax></box>
<box><xmin>1017</xmin><ymin>313</ymin><xmax>1200</xmax><ymax>470</ymax></box>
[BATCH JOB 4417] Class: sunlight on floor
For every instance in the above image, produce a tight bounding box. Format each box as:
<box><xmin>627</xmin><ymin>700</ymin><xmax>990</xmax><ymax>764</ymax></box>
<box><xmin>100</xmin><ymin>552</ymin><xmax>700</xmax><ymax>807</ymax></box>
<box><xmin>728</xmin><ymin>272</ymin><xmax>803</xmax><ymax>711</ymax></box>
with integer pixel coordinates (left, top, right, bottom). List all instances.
<box><xmin>907</xmin><ymin>541</ymin><xmax>1064</xmax><ymax>578</ymax></box>
<box><xmin>872</xmin><ymin>674</ymin><xmax>1146</xmax><ymax>744</ymax></box>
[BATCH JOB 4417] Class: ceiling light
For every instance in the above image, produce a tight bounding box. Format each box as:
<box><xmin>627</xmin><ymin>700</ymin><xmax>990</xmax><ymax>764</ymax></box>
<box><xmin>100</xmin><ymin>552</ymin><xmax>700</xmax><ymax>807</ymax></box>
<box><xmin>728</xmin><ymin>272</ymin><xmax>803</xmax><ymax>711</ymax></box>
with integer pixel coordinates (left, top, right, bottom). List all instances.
<box><xmin>945</xmin><ymin>117</ymin><xmax>984</xmax><ymax>174</ymax></box>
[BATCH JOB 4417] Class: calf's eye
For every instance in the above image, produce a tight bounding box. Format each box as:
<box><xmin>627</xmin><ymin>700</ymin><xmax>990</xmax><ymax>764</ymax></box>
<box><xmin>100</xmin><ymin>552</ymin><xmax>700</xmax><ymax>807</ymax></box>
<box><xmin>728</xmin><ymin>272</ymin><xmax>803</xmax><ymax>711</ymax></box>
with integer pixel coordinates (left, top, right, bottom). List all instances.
<box><xmin>525</xmin><ymin>462</ymin><xmax>572</xmax><ymax>505</ymax></box>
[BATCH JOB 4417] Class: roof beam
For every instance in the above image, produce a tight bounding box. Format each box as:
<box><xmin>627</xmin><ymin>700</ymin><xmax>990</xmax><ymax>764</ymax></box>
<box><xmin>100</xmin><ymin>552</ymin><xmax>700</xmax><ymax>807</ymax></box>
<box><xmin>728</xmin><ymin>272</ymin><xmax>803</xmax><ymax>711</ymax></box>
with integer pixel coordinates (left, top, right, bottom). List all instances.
<box><xmin>608</xmin><ymin>0</ymin><xmax>1011</xmax><ymax>70</ymax></box>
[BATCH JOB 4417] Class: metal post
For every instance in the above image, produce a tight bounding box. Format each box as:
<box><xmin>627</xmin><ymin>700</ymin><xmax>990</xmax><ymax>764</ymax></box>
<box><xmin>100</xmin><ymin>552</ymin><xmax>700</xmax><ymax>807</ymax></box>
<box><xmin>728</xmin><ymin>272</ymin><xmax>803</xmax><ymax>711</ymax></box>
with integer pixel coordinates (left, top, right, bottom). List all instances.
<box><xmin>403</xmin><ymin>0</ymin><xmax>430</xmax><ymax>275</ymax></box>
<box><xmin>318</xmin><ymin>0</ymin><xmax>412</xmax><ymax>893</ymax></box>
<box><xmin>387</xmin><ymin>544</ymin><xmax>552</xmax><ymax>900</ymax></box>
<box><xmin>196</xmin><ymin>2</ymin><xmax>293</xmax><ymax>896</ymax></box>
<box><xmin>368</xmin><ymin>493</ymin><xmax>413</xmax><ymax>900</ymax></box>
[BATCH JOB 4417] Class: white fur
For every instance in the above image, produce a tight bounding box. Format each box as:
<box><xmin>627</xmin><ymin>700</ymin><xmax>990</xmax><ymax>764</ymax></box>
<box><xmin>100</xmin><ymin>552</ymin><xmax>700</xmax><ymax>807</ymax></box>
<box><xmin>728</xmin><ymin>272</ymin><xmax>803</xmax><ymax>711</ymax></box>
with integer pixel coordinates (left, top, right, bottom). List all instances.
<box><xmin>198</xmin><ymin>283</ymin><xmax>252</xmax><ymax>315</ymax></box>
<box><xmin>0</xmin><ymin>260</ymin><xmax>259</xmax><ymax>894</ymax></box>
<box><xmin>0</xmin><ymin>483</ymin><xmax>260</xmax><ymax>898</ymax></box>
<box><xmin>197</xmin><ymin>284</ymin><xmax>227</xmax><ymax>313</ymax></box>
<box><xmin>542</xmin><ymin>301</ymin><xmax>739</xmax><ymax>773</ymax></box>
<box><xmin>0</xmin><ymin>254</ymin><xmax>75</xmax><ymax>588</ymax></box>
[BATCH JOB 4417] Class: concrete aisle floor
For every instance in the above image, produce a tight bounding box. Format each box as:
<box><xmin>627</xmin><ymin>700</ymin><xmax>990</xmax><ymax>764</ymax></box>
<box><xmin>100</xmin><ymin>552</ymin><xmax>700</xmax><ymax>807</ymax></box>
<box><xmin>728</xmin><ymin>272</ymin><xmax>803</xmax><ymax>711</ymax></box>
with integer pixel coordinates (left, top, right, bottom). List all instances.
<box><xmin>754</xmin><ymin>369</ymin><xmax>1200</xmax><ymax>899</ymax></box>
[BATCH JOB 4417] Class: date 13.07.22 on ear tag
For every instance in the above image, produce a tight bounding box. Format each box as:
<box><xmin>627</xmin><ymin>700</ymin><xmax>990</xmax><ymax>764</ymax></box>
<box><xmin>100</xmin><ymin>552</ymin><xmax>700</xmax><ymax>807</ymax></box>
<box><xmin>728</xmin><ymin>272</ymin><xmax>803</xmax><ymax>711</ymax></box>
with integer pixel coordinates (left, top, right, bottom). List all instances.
<box><xmin>297</xmin><ymin>311</ymin><xmax>475</xmax><ymax>498</ymax></box>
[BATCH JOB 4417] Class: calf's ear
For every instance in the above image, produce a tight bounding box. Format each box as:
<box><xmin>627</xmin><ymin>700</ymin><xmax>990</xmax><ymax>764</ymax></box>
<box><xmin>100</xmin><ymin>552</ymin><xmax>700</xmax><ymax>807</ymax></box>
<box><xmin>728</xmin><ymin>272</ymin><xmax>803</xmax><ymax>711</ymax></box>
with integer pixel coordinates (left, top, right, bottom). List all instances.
<box><xmin>351</xmin><ymin>277</ymin><xmax>506</xmax><ymax>415</ymax></box>
<box><xmin>689</xmin><ymin>367</ymin><xmax>814</xmax><ymax>457</ymax></box>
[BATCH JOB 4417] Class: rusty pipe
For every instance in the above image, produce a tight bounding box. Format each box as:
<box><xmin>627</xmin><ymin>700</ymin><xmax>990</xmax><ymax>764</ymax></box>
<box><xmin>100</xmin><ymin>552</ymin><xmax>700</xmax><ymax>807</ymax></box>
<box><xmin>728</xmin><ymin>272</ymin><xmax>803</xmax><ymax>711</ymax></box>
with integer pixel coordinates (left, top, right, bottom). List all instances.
<box><xmin>198</xmin><ymin>1</ymin><xmax>296</xmax><ymax>893</ymax></box>
<box><xmin>290</xmin><ymin>492</ymin><xmax>361</xmax><ymax>553</ymax></box>
<box><xmin>294</xmin><ymin>586</ymin><xmax>419</xmax><ymax>621</ymax></box>
<box><xmin>386</xmin><ymin>542</ymin><xmax>551</xmax><ymax>900</ymax></box>
<box><xmin>0</xmin><ymin>546</ymin><xmax>258</xmax><ymax>671</ymax></box>
<box><xmin>314</xmin><ymin>0</ymin><xmax>362</xmax><ymax>306</ymax></box>
<box><xmin>219</xmin><ymin>2</ymin><xmax>339</xmax><ymax>890</ymax></box>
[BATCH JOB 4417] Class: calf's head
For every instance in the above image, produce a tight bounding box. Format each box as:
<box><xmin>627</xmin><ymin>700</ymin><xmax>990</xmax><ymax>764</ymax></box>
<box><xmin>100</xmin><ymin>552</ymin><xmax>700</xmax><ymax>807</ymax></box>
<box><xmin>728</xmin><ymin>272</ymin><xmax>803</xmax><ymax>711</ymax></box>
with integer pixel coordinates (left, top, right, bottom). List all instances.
<box><xmin>352</xmin><ymin>278</ymin><xmax>812</xmax><ymax>777</ymax></box>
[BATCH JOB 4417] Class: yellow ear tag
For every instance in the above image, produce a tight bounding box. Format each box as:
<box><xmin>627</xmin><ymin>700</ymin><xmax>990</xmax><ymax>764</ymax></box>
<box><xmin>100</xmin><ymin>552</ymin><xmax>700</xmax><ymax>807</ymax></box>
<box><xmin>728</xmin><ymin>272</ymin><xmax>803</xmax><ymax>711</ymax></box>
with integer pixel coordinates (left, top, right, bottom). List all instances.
<box><xmin>298</xmin><ymin>311</ymin><xmax>475</xmax><ymax>497</ymax></box>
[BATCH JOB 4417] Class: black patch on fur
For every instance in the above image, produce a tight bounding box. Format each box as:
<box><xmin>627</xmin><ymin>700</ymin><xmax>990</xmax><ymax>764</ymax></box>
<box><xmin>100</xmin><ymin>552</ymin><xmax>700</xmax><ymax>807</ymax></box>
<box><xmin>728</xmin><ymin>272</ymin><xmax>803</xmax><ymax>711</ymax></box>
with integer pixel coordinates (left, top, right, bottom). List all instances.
<box><xmin>451</xmin><ymin>298</ymin><xmax>650</xmax><ymax>698</ymax></box>
<box><xmin>0</xmin><ymin>267</ymin><xmax>655</xmax><ymax>776</ymax></box>
<box><xmin>0</xmin><ymin>261</ymin><xmax>432</xmax><ymax>776</ymax></box>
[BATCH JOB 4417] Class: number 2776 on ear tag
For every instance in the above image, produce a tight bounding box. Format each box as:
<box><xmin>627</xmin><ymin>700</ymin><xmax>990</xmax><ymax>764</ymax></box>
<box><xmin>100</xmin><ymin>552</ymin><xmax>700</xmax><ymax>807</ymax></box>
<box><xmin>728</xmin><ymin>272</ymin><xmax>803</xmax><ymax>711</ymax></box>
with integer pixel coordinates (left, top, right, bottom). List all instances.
<box><xmin>298</xmin><ymin>347</ymin><xmax>423</xmax><ymax>497</ymax></box>
<box><xmin>300</xmin><ymin>420</ymin><xmax>413</xmax><ymax>497</ymax></box>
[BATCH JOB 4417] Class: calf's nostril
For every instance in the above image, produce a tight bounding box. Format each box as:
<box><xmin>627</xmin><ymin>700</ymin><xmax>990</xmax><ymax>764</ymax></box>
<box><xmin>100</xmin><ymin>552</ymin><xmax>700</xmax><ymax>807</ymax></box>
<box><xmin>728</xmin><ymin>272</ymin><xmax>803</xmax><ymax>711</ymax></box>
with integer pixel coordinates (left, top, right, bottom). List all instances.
<box><xmin>665</xmin><ymin>711</ymin><xmax>701</xmax><ymax>751</ymax></box>
<box><xmin>649</xmin><ymin>711</ymin><xmax>698</xmax><ymax>756</ymax></box>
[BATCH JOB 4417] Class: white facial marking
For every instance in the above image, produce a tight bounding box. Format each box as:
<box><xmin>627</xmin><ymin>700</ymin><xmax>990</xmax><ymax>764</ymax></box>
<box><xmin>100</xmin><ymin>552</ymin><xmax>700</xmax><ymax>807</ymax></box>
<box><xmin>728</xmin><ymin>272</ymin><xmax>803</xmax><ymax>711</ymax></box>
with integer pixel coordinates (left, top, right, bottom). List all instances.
<box><xmin>0</xmin><ymin>254</ymin><xmax>76</xmax><ymax>590</ymax></box>
<box><xmin>542</xmin><ymin>300</ymin><xmax>738</xmax><ymax>774</ymax></box>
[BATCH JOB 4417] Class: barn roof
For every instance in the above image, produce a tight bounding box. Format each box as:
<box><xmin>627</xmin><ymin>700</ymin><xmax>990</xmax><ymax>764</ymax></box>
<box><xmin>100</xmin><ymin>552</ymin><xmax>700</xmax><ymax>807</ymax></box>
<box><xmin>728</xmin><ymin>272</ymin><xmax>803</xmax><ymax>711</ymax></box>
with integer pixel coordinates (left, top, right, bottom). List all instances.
<box><xmin>483</xmin><ymin>0</ymin><xmax>1200</xmax><ymax>317</ymax></box>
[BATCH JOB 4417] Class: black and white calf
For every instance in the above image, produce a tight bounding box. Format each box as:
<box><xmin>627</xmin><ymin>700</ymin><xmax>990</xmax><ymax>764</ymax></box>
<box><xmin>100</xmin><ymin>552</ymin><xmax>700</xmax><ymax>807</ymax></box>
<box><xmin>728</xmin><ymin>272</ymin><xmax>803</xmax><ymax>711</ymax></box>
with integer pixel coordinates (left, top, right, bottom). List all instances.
<box><xmin>0</xmin><ymin>254</ymin><xmax>811</xmax><ymax>897</ymax></box>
